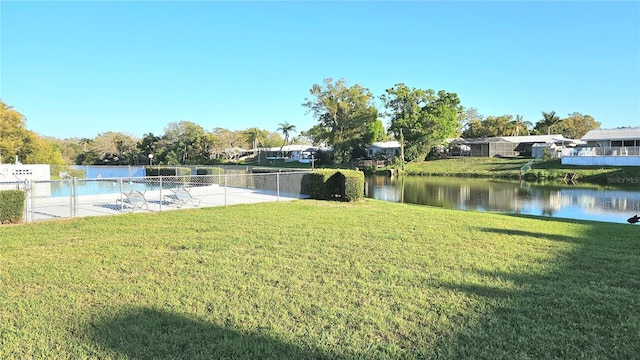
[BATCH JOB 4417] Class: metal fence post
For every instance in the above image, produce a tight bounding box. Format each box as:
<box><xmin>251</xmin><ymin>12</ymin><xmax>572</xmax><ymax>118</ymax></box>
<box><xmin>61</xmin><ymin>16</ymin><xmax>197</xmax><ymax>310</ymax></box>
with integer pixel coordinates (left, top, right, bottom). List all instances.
<box><xmin>224</xmin><ymin>174</ymin><xmax>227</xmax><ymax>206</ymax></box>
<box><xmin>69</xmin><ymin>178</ymin><xmax>75</xmax><ymax>218</ymax></box>
<box><xmin>119</xmin><ymin>179</ymin><xmax>124</xmax><ymax>212</ymax></box>
<box><xmin>159</xmin><ymin>176</ymin><xmax>163</xmax><ymax>212</ymax></box>
<box><xmin>72</xmin><ymin>177</ymin><xmax>78</xmax><ymax>218</ymax></box>
<box><xmin>28</xmin><ymin>179</ymin><xmax>34</xmax><ymax>222</ymax></box>
<box><xmin>276</xmin><ymin>171</ymin><xmax>280</xmax><ymax>201</ymax></box>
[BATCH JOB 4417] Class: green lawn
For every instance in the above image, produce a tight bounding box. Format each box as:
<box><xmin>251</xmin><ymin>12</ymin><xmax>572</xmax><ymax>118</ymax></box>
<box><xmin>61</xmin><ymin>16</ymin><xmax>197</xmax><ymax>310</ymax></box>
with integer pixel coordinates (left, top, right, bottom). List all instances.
<box><xmin>404</xmin><ymin>158</ymin><xmax>530</xmax><ymax>177</ymax></box>
<box><xmin>1</xmin><ymin>200</ymin><xmax>639</xmax><ymax>359</ymax></box>
<box><xmin>403</xmin><ymin>158</ymin><xmax>640</xmax><ymax>186</ymax></box>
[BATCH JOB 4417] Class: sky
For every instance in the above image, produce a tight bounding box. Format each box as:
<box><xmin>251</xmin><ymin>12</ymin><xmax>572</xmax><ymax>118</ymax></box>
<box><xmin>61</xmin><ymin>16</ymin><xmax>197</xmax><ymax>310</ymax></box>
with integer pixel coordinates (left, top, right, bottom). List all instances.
<box><xmin>1</xmin><ymin>1</ymin><xmax>639</xmax><ymax>140</ymax></box>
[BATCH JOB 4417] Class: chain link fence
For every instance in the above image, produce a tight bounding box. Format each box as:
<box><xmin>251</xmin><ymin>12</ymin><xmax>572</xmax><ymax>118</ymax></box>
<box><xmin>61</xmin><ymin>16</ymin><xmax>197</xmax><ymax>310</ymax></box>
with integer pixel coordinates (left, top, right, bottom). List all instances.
<box><xmin>3</xmin><ymin>171</ymin><xmax>311</xmax><ymax>222</ymax></box>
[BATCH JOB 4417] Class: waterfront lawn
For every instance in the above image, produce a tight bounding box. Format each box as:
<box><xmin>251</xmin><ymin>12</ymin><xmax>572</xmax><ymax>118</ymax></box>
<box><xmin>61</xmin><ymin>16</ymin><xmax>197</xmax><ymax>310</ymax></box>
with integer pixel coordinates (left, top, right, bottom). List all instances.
<box><xmin>1</xmin><ymin>200</ymin><xmax>639</xmax><ymax>359</ymax></box>
<box><xmin>404</xmin><ymin>157</ymin><xmax>640</xmax><ymax>185</ymax></box>
<box><xmin>404</xmin><ymin>157</ymin><xmax>529</xmax><ymax>177</ymax></box>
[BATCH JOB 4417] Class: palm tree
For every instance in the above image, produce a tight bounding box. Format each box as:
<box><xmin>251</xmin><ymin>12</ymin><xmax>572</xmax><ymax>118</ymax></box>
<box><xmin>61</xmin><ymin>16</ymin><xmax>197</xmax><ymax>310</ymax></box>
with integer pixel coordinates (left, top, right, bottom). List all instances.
<box><xmin>78</xmin><ymin>138</ymin><xmax>93</xmax><ymax>152</ymax></box>
<box><xmin>277</xmin><ymin>121</ymin><xmax>296</xmax><ymax>158</ymax></box>
<box><xmin>244</xmin><ymin>127</ymin><xmax>264</xmax><ymax>154</ymax></box>
<box><xmin>509</xmin><ymin>115</ymin><xmax>533</xmax><ymax>136</ymax></box>
<box><xmin>540</xmin><ymin>111</ymin><xmax>561</xmax><ymax>135</ymax></box>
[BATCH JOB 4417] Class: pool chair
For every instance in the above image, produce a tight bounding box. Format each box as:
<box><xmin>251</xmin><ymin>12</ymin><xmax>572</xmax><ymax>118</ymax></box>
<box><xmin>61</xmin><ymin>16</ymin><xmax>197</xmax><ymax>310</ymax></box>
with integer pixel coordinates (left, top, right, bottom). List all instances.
<box><xmin>116</xmin><ymin>190</ymin><xmax>150</xmax><ymax>212</ymax></box>
<box><xmin>163</xmin><ymin>187</ymin><xmax>201</xmax><ymax>208</ymax></box>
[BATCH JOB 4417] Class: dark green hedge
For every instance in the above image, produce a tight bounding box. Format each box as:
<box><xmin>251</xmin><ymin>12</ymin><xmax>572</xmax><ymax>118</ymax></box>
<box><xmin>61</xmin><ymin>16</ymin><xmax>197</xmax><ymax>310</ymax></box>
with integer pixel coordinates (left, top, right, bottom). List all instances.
<box><xmin>145</xmin><ymin>166</ymin><xmax>191</xmax><ymax>176</ymax></box>
<box><xmin>0</xmin><ymin>190</ymin><xmax>26</xmax><ymax>224</ymax></box>
<box><xmin>304</xmin><ymin>169</ymin><xmax>364</xmax><ymax>202</ymax></box>
<box><xmin>195</xmin><ymin>167</ymin><xmax>224</xmax><ymax>176</ymax></box>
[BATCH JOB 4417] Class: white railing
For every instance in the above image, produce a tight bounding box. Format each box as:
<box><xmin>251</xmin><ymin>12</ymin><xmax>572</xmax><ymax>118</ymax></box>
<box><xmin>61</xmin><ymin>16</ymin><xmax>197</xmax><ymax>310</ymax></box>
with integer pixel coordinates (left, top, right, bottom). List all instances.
<box><xmin>562</xmin><ymin>146</ymin><xmax>640</xmax><ymax>157</ymax></box>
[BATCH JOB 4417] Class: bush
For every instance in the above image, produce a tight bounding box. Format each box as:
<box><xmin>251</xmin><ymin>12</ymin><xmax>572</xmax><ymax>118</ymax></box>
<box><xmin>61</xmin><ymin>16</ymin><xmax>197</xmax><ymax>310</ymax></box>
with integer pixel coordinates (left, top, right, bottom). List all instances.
<box><xmin>195</xmin><ymin>166</ymin><xmax>225</xmax><ymax>185</ymax></box>
<box><xmin>145</xmin><ymin>166</ymin><xmax>191</xmax><ymax>176</ymax></box>
<box><xmin>195</xmin><ymin>167</ymin><xmax>224</xmax><ymax>176</ymax></box>
<box><xmin>0</xmin><ymin>190</ymin><xmax>26</xmax><ymax>224</ymax></box>
<box><xmin>50</xmin><ymin>165</ymin><xmax>85</xmax><ymax>179</ymax></box>
<box><xmin>304</xmin><ymin>169</ymin><xmax>364</xmax><ymax>202</ymax></box>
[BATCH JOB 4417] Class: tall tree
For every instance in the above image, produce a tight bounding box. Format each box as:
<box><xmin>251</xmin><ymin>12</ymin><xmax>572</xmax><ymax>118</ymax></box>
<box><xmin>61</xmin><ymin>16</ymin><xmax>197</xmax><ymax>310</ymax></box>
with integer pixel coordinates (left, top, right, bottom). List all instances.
<box><xmin>554</xmin><ymin>112</ymin><xmax>600</xmax><ymax>139</ymax></box>
<box><xmin>276</xmin><ymin>121</ymin><xmax>296</xmax><ymax>155</ymax></box>
<box><xmin>365</xmin><ymin>119</ymin><xmax>387</xmax><ymax>144</ymax></box>
<box><xmin>136</xmin><ymin>133</ymin><xmax>161</xmax><ymax>164</ymax></box>
<box><xmin>381</xmin><ymin>84</ymin><xmax>461</xmax><ymax>161</ymax></box>
<box><xmin>536</xmin><ymin>111</ymin><xmax>562</xmax><ymax>135</ymax></box>
<box><xmin>78</xmin><ymin>138</ymin><xmax>93</xmax><ymax>152</ymax></box>
<box><xmin>194</xmin><ymin>133</ymin><xmax>217</xmax><ymax>161</ymax></box>
<box><xmin>211</xmin><ymin>127</ymin><xmax>246</xmax><ymax>160</ymax></box>
<box><xmin>509</xmin><ymin>115</ymin><xmax>533</xmax><ymax>136</ymax></box>
<box><xmin>0</xmin><ymin>100</ymin><xmax>65</xmax><ymax>164</ymax></box>
<box><xmin>162</xmin><ymin>121</ymin><xmax>205</xmax><ymax>164</ymax></box>
<box><xmin>244</xmin><ymin>127</ymin><xmax>267</xmax><ymax>151</ymax></box>
<box><xmin>459</xmin><ymin>107</ymin><xmax>484</xmax><ymax>136</ymax></box>
<box><xmin>302</xmin><ymin>78</ymin><xmax>378</xmax><ymax>163</ymax></box>
<box><xmin>0</xmin><ymin>100</ymin><xmax>30</xmax><ymax>163</ymax></box>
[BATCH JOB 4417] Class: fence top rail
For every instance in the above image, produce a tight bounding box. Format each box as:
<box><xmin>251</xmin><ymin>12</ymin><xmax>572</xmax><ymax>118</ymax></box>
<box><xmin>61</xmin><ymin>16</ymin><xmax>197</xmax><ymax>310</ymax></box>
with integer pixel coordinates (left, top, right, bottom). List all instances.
<box><xmin>20</xmin><ymin>171</ymin><xmax>314</xmax><ymax>185</ymax></box>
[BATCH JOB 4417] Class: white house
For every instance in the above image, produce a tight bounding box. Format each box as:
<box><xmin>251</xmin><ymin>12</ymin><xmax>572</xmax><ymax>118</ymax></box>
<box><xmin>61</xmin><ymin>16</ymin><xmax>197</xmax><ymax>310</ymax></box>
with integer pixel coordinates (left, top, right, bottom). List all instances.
<box><xmin>562</xmin><ymin>128</ymin><xmax>640</xmax><ymax>166</ymax></box>
<box><xmin>366</xmin><ymin>141</ymin><xmax>401</xmax><ymax>159</ymax></box>
<box><xmin>580</xmin><ymin>128</ymin><xmax>640</xmax><ymax>148</ymax></box>
<box><xmin>259</xmin><ymin>145</ymin><xmax>318</xmax><ymax>163</ymax></box>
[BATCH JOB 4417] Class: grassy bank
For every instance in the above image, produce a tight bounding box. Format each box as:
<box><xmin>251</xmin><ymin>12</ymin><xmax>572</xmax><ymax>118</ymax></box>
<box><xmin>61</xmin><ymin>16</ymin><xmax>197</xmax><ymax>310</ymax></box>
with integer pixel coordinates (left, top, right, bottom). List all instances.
<box><xmin>401</xmin><ymin>158</ymin><xmax>640</xmax><ymax>185</ymax></box>
<box><xmin>1</xmin><ymin>200</ymin><xmax>639</xmax><ymax>359</ymax></box>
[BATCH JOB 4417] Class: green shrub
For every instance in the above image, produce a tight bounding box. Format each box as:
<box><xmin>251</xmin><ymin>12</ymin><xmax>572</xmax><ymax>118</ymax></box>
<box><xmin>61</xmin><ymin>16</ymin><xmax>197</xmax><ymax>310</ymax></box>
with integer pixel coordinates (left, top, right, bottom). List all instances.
<box><xmin>145</xmin><ymin>166</ymin><xmax>191</xmax><ymax>176</ymax></box>
<box><xmin>0</xmin><ymin>190</ymin><xmax>26</xmax><ymax>224</ymax></box>
<box><xmin>50</xmin><ymin>165</ymin><xmax>85</xmax><ymax>180</ymax></box>
<box><xmin>304</xmin><ymin>169</ymin><xmax>364</xmax><ymax>202</ymax></box>
<box><xmin>195</xmin><ymin>167</ymin><xmax>224</xmax><ymax>185</ymax></box>
<box><xmin>195</xmin><ymin>167</ymin><xmax>224</xmax><ymax>176</ymax></box>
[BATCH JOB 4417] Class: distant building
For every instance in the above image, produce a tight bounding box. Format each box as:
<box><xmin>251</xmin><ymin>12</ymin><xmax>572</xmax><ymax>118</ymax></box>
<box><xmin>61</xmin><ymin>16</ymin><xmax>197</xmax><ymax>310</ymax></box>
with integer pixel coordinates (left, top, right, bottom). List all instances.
<box><xmin>259</xmin><ymin>145</ymin><xmax>318</xmax><ymax>163</ymax></box>
<box><xmin>581</xmin><ymin>128</ymin><xmax>640</xmax><ymax>148</ymax></box>
<box><xmin>561</xmin><ymin>128</ymin><xmax>640</xmax><ymax>166</ymax></box>
<box><xmin>457</xmin><ymin>135</ymin><xmax>579</xmax><ymax>158</ymax></box>
<box><xmin>366</xmin><ymin>141</ymin><xmax>401</xmax><ymax>159</ymax></box>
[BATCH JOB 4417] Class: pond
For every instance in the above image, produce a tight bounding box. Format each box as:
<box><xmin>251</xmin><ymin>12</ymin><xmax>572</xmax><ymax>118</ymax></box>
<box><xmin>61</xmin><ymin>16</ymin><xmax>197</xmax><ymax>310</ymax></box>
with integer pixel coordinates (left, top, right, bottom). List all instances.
<box><xmin>365</xmin><ymin>175</ymin><xmax>640</xmax><ymax>224</ymax></box>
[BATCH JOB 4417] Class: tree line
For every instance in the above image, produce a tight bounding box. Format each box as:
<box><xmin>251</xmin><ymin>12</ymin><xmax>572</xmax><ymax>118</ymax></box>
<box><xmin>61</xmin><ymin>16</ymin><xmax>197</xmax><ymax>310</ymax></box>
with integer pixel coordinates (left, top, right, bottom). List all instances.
<box><xmin>301</xmin><ymin>78</ymin><xmax>600</xmax><ymax>162</ymax></box>
<box><xmin>1</xmin><ymin>78</ymin><xmax>601</xmax><ymax>165</ymax></box>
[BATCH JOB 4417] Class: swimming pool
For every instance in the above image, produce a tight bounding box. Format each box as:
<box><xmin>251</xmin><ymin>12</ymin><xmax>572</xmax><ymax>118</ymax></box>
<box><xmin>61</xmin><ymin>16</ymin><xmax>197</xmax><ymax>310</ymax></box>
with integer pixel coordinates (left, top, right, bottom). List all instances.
<box><xmin>50</xmin><ymin>179</ymin><xmax>163</xmax><ymax>197</ymax></box>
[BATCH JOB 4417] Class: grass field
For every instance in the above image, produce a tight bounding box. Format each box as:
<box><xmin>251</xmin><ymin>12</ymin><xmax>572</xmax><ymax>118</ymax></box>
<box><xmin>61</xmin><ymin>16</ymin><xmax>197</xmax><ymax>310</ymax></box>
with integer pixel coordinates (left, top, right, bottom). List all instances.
<box><xmin>403</xmin><ymin>158</ymin><xmax>640</xmax><ymax>185</ymax></box>
<box><xmin>1</xmin><ymin>200</ymin><xmax>639</xmax><ymax>359</ymax></box>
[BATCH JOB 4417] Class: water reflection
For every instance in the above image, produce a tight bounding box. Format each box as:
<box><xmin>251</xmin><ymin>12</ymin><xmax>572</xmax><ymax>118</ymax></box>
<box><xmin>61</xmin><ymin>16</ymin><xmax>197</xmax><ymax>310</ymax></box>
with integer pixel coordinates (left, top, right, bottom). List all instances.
<box><xmin>365</xmin><ymin>176</ymin><xmax>640</xmax><ymax>224</ymax></box>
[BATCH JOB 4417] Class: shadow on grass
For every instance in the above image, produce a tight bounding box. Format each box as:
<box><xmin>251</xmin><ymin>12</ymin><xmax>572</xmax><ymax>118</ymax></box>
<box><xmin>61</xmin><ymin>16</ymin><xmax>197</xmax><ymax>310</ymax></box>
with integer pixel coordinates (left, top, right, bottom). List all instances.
<box><xmin>476</xmin><ymin>227</ymin><xmax>580</xmax><ymax>243</ymax></box>
<box><xmin>89</xmin><ymin>307</ymin><xmax>335</xmax><ymax>360</ymax></box>
<box><xmin>432</xmin><ymin>224</ymin><xmax>640</xmax><ymax>359</ymax></box>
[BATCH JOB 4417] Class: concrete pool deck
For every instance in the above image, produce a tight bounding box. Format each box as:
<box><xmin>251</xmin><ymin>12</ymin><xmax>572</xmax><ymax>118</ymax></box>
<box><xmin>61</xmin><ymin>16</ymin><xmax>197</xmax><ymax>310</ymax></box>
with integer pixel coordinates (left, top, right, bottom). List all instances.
<box><xmin>25</xmin><ymin>184</ymin><xmax>307</xmax><ymax>222</ymax></box>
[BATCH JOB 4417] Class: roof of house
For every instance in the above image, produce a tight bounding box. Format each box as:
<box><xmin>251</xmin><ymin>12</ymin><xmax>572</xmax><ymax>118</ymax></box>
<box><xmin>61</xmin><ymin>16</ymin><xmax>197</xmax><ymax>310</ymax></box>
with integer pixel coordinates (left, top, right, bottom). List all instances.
<box><xmin>501</xmin><ymin>134</ymin><xmax>568</xmax><ymax>143</ymax></box>
<box><xmin>259</xmin><ymin>144</ymin><xmax>317</xmax><ymax>152</ymax></box>
<box><xmin>368</xmin><ymin>141</ymin><xmax>401</xmax><ymax>149</ymax></box>
<box><xmin>581</xmin><ymin>128</ymin><xmax>640</xmax><ymax>141</ymax></box>
<box><xmin>461</xmin><ymin>134</ymin><xmax>572</xmax><ymax>144</ymax></box>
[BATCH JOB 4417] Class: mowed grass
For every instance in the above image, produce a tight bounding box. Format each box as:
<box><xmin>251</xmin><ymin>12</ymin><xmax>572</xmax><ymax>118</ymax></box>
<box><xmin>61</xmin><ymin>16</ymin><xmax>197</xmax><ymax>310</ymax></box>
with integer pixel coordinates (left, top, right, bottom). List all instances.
<box><xmin>1</xmin><ymin>200</ymin><xmax>639</xmax><ymax>359</ymax></box>
<box><xmin>404</xmin><ymin>158</ymin><xmax>530</xmax><ymax>177</ymax></box>
<box><xmin>403</xmin><ymin>158</ymin><xmax>640</xmax><ymax>186</ymax></box>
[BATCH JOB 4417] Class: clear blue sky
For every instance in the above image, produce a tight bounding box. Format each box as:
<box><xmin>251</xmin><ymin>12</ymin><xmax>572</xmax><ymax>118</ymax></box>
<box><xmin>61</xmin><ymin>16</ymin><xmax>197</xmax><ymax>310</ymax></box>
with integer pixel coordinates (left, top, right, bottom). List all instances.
<box><xmin>1</xmin><ymin>1</ymin><xmax>639</xmax><ymax>139</ymax></box>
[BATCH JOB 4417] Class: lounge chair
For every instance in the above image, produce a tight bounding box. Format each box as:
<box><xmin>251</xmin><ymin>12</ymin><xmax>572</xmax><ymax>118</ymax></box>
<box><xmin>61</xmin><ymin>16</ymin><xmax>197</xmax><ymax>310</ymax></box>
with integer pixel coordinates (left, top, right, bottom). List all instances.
<box><xmin>163</xmin><ymin>187</ymin><xmax>201</xmax><ymax>208</ymax></box>
<box><xmin>116</xmin><ymin>190</ymin><xmax>150</xmax><ymax>212</ymax></box>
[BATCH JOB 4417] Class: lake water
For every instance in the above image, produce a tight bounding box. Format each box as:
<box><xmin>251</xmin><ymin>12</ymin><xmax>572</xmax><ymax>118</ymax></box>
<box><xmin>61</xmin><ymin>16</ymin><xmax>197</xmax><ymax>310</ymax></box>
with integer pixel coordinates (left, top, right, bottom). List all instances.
<box><xmin>365</xmin><ymin>175</ymin><xmax>640</xmax><ymax>224</ymax></box>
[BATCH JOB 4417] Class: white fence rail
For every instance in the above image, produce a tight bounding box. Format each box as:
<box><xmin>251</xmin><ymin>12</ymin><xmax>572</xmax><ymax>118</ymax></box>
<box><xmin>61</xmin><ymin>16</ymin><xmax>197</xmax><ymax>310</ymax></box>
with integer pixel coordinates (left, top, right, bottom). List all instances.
<box><xmin>2</xmin><ymin>172</ymin><xmax>311</xmax><ymax>223</ymax></box>
<box><xmin>561</xmin><ymin>146</ymin><xmax>640</xmax><ymax>157</ymax></box>
<box><xmin>561</xmin><ymin>146</ymin><xmax>640</xmax><ymax>167</ymax></box>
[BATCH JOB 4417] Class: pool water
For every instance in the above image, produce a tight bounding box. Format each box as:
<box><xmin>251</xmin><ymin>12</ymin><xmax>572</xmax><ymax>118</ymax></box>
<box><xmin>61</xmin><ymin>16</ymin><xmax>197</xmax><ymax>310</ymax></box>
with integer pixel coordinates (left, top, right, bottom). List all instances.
<box><xmin>50</xmin><ymin>180</ymin><xmax>163</xmax><ymax>197</ymax></box>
